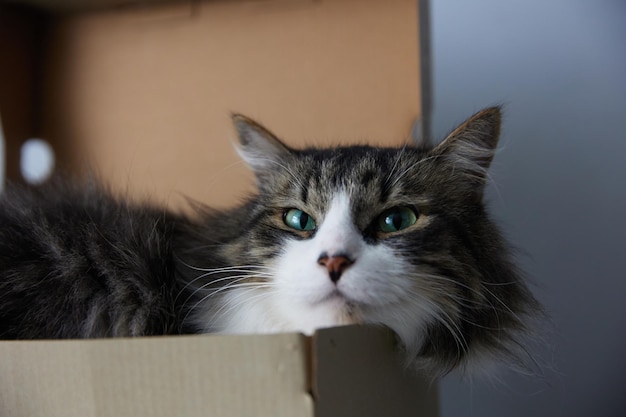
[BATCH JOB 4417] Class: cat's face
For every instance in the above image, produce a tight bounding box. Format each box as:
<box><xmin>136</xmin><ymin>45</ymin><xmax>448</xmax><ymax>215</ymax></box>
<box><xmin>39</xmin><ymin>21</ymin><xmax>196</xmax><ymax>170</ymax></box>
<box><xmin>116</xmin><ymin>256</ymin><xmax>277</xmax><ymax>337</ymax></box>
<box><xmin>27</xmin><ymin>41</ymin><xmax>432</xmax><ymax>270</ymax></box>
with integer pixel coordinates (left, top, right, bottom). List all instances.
<box><xmin>257</xmin><ymin>152</ymin><xmax>435</xmax><ymax>342</ymax></box>
<box><xmin>200</xmin><ymin>108</ymin><xmax>537</xmax><ymax>374</ymax></box>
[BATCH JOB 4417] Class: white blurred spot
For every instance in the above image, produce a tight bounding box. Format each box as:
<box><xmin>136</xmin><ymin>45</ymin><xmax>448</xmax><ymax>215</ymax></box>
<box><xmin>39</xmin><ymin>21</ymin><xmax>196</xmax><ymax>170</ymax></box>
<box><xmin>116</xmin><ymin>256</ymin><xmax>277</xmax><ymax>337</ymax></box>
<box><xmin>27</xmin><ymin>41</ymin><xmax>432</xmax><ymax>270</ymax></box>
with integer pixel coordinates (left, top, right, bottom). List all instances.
<box><xmin>21</xmin><ymin>139</ymin><xmax>55</xmax><ymax>185</ymax></box>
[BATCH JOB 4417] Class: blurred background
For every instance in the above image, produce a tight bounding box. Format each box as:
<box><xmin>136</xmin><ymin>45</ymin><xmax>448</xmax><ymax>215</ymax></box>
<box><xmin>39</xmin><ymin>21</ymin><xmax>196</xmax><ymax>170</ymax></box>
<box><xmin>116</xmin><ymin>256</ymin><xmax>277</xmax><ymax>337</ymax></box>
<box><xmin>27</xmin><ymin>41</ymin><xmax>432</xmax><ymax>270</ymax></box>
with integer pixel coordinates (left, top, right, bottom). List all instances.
<box><xmin>430</xmin><ymin>1</ymin><xmax>626</xmax><ymax>416</ymax></box>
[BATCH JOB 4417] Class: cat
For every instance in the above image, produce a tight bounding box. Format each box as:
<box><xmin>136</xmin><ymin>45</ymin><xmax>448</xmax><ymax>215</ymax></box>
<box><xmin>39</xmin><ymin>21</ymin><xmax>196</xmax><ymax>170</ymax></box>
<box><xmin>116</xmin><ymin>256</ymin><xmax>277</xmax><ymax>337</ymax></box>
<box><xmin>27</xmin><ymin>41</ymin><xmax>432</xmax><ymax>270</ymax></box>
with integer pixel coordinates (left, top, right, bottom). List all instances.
<box><xmin>0</xmin><ymin>107</ymin><xmax>539</xmax><ymax>375</ymax></box>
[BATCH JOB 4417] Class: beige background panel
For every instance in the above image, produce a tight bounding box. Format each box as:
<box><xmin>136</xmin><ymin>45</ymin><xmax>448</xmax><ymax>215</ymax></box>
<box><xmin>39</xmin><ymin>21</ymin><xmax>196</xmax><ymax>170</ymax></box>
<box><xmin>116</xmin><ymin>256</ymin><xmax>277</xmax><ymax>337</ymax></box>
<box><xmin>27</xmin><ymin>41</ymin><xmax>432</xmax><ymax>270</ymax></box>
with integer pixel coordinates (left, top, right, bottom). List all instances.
<box><xmin>40</xmin><ymin>0</ymin><xmax>421</xmax><ymax>208</ymax></box>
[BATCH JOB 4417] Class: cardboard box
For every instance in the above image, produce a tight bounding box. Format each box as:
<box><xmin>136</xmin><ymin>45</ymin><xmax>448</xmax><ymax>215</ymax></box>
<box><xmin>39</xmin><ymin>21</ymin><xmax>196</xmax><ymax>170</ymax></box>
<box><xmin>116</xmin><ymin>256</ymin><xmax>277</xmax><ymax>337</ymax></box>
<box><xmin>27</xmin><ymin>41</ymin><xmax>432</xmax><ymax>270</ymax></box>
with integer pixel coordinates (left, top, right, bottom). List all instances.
<box><xmin>0</xmin><ymin>0</ymin><xmax>436</xmax><ymax>415</ymax></box>
<box><xmin>0</xmin><ymin>326</ymin><xmax>439</xmax><ymax>417</ymax></box>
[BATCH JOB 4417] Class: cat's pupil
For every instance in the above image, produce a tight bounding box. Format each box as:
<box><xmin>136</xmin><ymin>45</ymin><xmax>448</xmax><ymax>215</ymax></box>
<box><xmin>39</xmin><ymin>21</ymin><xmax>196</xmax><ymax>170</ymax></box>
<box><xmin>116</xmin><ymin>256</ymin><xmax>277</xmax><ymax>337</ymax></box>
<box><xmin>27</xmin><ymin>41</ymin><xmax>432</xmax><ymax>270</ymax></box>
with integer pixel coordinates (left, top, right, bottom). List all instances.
<box><xmin>299</xmin><ymin>212</ymin><xmax>310</xmax><ymax>229</ymax></box>
<box><xmin>283</xmin><ymin>208</ymin><xmax>316</xmax><ymax>231</ymax></box>
<box><xmin>391</xmin><ymin>213</ymin><xmax>403</xmax><ymax>229</ymax></box>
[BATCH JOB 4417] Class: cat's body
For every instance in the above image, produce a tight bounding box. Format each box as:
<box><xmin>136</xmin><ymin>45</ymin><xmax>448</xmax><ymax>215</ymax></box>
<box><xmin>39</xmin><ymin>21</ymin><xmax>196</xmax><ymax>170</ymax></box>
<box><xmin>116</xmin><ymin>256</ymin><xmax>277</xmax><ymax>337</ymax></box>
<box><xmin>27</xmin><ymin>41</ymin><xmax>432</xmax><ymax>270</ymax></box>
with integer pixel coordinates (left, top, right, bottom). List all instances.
<box><xmin>0</xmin><ymin>108</ymin><xmax>539</xmax><ymax>374</ymax></box>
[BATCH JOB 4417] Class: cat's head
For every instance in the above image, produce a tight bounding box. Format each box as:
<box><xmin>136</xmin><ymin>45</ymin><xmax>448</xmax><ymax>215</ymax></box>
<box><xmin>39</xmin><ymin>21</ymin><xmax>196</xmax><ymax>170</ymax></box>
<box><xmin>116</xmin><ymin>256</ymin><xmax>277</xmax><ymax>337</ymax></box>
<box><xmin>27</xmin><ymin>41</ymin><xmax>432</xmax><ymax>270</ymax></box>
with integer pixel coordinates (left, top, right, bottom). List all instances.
<box><xmin>206</xmin><ymin>108</ymin><xmax>538</xmax><ymax>375</ymax></box>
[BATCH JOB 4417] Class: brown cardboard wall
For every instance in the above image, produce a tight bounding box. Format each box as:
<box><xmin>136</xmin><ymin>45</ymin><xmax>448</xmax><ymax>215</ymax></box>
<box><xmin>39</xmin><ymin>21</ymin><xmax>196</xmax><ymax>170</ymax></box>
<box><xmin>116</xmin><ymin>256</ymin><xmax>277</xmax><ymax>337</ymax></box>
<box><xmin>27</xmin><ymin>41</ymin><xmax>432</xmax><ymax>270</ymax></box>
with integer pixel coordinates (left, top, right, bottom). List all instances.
<box><xmin>0</xmin><ymin>5</ymin><xmax>45</xmax><ymax>182</ymax></box>
<box><xmin>38</xmin><ymin>0</ymin><xmax>421</xmax><ymax>208</ymax></box>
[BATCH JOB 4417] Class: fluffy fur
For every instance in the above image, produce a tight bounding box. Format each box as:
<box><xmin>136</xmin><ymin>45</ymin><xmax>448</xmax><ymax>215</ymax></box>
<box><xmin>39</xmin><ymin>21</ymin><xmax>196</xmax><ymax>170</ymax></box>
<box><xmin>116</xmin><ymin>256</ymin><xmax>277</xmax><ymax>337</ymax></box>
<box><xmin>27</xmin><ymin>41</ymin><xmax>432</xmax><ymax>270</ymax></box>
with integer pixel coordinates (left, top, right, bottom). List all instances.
<box><xmin>0</xmin><ymin>107</ymin><xmax>539</xmax><ymax>375</ymax></box>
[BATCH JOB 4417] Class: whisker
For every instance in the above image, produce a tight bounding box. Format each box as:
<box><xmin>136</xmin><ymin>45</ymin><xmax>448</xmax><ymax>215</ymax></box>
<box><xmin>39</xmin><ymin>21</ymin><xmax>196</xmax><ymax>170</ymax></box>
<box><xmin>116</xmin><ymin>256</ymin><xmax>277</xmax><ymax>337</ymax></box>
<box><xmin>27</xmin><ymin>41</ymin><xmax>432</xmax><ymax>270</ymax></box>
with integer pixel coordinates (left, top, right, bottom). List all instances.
<box><xmin>404</xmin><ymin>290</ymin><xmax>469</xmax><ymax>357</ymax></box>
<box><xmin>179</xmin><ymin>261</ymin><xmax>276</xmax><ymax>273</ymax></box>
<box><xmin>178</xmin><ymin>275</ymin><xmax>252</xmax><ymax>314</ymax></box>
<box><xmin>384</xmin><ymin>143</ymin><xmax>408</xmax><ymax>186</ymax></box>
<box><xmin>189</xmin><ymin>283</ymin><xmax>279</xmax><ymax>332</ymax></box>
<box><xmin>180</xmin><ymin>274</ymin><xmax>270</xmax><ymax>308</ymax></box>
<box><xmin>211</xmin><ymin>287</ymin><xmax>276</xmax><ymax>323</ymax></box>
<box><xmin>174</xmin><ymin>263</ymin><xmax>276</xmax><ymax>304</ymax></box>
<box><xmin>415</xmin><ymin>272</ymin><xmax>514</xmax><ymax>317</ymax></box>
<box><xmin>181</xmin><ymin>275</ymin><xmax>279</xmax><ymax>328</ymax></box>
<box><xmin>388</xmin><ymin>154</ymin><xmax>442</xmax><ymax>189</ymax></box>
<box><xmin>250</xmin><ymin>157</ymin><xmax>307</xmax><ymax>192</ymax></box>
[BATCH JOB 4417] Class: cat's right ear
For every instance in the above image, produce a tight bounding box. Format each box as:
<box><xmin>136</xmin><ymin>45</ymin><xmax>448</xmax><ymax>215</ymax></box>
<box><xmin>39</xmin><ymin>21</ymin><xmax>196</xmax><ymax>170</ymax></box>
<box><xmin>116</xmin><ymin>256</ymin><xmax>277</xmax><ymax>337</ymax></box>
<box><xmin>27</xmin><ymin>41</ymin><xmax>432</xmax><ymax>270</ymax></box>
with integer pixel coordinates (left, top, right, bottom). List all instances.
<box><xmin>431</xmin><ymin>107</ymin><xmax>502</xmax><ymax>186</ymax></box>
<box><xmin>231</xmin><ymin>114</ymin><xmax>293</xmax><ymax>173</ymax></box>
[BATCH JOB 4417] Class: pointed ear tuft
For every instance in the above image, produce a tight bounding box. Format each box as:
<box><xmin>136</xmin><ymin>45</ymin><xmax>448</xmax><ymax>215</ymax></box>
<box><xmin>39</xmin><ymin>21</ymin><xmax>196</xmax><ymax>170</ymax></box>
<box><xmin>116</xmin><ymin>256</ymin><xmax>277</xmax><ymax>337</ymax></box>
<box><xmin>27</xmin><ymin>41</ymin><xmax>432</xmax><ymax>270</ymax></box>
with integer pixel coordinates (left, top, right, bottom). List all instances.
<box><xmin>433</xmin><ymin>107</ymin><xmax>502</xmax><ymax>179</ymax></box>
<box><xmin>231</xmin><ymin>113</ymin><xmax>292</xmax><ymax>172</ymax></box>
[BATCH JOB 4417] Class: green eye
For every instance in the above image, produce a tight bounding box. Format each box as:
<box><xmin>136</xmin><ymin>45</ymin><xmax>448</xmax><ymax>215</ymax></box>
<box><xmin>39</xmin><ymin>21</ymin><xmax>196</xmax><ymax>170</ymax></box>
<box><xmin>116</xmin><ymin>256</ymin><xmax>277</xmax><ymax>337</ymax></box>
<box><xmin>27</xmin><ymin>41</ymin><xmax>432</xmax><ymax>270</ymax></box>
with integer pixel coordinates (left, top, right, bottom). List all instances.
<box><xmin>378</xmin><ymin>207</ymin><xmax>418</xmax><ymax>233</ymax></box>
<box><xmin>283</xmin><ymin>209</ymin><xmax>316</xmax><ymax>231</ymax></box>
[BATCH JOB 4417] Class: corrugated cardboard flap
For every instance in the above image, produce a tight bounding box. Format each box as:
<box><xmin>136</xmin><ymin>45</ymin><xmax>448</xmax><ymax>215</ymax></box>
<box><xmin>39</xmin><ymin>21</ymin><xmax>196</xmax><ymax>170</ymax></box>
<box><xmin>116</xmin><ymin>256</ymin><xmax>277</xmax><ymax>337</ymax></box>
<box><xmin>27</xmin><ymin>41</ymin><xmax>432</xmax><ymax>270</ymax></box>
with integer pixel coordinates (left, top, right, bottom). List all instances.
<box><xmin>312</xmin><ymin>325</ymin><xmax>439</xmax><ymax>417</ymax></box>
<box><xmin>0</xmin><ymin>328</ymin><xmax>439</xmax><ymax>417</ymax></box>
<box><xmin>0</xmin><ymin>333</ymin><xmax>313</xmax><ymax>417</ymax></box>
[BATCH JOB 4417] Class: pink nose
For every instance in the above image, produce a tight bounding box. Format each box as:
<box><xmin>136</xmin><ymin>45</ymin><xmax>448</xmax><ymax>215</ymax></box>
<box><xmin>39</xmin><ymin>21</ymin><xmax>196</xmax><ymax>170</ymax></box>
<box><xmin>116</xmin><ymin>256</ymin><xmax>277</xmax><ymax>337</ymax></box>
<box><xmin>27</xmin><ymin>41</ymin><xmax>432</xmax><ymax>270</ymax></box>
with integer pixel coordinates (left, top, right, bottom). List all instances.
<box><xmin>317</xmin><ymin>253</ymin><xmax>354</xmax><ymax>283</ymax></box>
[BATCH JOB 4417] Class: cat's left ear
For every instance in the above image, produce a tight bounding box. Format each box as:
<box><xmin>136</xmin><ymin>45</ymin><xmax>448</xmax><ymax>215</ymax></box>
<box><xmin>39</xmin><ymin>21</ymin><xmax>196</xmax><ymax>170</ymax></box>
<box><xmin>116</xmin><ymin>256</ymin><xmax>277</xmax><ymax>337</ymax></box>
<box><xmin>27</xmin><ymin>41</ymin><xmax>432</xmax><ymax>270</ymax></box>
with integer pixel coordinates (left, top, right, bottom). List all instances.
<box><xmin>232</xmin><ymin>114</ymin><xmax>293</xmax><ymax>173</ymax></box>
<box><xmin>432</xmin><ymin>106</ymin><xmax>501</xmax><ymax>180</ymax></box>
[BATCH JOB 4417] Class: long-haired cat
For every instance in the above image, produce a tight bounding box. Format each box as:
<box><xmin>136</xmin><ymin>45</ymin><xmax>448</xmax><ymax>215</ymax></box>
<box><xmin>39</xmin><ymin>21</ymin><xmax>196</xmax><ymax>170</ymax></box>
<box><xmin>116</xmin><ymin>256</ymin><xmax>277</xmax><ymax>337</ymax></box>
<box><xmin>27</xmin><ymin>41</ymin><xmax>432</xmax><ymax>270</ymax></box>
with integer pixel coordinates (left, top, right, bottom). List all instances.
<box><xmin>0</xmin><ymin>107</ymin><xmax>539</xmax><ymax>375</ymax></box>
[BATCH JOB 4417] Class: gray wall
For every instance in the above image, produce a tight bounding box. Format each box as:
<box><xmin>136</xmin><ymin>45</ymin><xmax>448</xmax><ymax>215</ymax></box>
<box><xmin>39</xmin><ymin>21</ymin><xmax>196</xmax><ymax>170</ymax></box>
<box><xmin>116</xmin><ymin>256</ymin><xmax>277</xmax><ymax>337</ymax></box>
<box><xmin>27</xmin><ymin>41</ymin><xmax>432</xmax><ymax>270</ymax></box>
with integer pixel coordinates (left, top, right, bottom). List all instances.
<box><xmin>430</xmin><ymin>1</ymin><xmax>626</xmax><ymax>416</ymax></box>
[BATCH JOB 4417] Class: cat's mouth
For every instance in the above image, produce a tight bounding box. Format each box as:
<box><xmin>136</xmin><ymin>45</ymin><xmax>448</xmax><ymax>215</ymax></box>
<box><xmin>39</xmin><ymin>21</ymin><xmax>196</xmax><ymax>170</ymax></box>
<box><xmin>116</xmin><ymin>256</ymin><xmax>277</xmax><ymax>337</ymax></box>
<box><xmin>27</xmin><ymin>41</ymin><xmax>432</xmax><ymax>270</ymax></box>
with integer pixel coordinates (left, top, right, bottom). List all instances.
<box><xmin>317</xmin><ymin>289</ymin><xmax>348</xmax><ymax>303</ymax></box>
<box><xmin>315</xmin><ymin>289</ymin><xmax>361</xmax><ymax>316</ymax></box>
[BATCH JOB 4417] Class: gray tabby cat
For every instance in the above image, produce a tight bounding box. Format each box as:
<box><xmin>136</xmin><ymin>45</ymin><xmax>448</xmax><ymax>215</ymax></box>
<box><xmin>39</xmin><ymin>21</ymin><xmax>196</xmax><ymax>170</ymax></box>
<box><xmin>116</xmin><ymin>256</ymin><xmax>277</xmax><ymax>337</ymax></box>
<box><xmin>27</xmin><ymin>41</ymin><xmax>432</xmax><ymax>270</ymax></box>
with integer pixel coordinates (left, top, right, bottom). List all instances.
<box><xmin>0</xmin><ymin>107</ymin><xmax>539</xmax><ymax>375</ymax></box>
